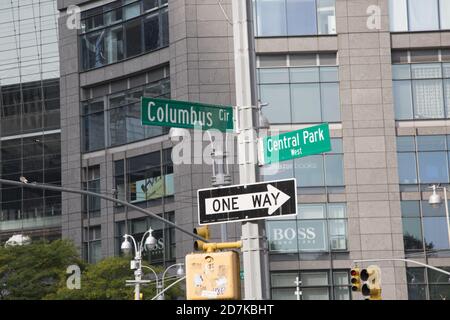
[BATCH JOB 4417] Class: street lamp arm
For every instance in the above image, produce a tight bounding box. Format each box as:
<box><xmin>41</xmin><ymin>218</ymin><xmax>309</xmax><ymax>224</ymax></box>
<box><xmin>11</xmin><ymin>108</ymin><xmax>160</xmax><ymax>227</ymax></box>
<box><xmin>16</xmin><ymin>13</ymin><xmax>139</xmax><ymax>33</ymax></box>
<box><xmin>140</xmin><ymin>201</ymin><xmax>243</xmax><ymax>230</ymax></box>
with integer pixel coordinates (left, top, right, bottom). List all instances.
<box><xmin>353</xmin><ymin>258</ymin><xmax>450</xmax><ymax>276</ymax></box>
<box><xmin>142</xmin><ymin>265</ymin><xmax>159</xmax><ymax>281</ymax></box>
<box><xmin>0</xmin><ymin>178</ymin><xmax>207</xmax><ymax>243</ymax></box>
<box><xmin>162</xmin><ymin>263</ymin><xmax>184</xmax><ymax>288</ymax></box>
<box><xmin>124</xmin><ymin>234</ymin><xmax>138</xmax><ymax>257</ymax></box>
<box><xmin>151</xmin><ymin>276</ymin><xmax>186</xmax><ymax>300</ymax></box>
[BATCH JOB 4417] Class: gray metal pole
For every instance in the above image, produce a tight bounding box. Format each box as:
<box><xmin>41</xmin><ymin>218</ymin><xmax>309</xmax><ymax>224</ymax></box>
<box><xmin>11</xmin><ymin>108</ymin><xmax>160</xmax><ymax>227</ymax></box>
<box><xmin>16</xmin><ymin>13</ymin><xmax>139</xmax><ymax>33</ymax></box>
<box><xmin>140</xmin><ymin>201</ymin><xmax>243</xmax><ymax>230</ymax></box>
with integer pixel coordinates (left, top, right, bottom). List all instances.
<box><xmin>0</xmin><ymin>179</ymin><xmax>208</xmax><ymax>243</ymax></box>
<box><xmin>232</xmin><ymin>0</ymin><xmax>267</xmax><ymax>300</ymax></box>
<box><xmin>443</xmin><ymin>187</ymin><xmax>450</xmax><ymax>248</ymax></box>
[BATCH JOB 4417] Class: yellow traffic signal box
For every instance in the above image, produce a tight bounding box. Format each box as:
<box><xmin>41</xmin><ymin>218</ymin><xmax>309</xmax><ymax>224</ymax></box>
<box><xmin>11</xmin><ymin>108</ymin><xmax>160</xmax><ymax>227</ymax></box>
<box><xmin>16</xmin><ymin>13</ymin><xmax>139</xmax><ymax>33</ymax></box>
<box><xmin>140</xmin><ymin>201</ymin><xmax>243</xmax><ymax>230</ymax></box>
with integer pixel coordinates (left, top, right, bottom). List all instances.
<box><xmin>350</xmin><ymin>267</ymin><xmax>361</xmax><ymax>292</ymax></box>
<box><xmin>186</xmin><ymin>251</ymin><xmax>241</xmax><ymax>300</ymax></box>
<box><xmin>361</xmin><ymin>265</ymin><xmax>382</xmax><ymax>300</ymax></box>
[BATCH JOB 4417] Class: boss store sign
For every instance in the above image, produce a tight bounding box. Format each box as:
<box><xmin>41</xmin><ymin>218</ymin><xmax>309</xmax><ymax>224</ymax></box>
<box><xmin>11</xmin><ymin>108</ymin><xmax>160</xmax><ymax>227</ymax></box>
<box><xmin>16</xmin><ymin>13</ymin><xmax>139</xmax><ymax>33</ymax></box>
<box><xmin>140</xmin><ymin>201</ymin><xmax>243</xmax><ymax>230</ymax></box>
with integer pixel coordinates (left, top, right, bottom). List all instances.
<box><xmin>267</xmin><ymin>220</ymin><xmax>327</xmax><ymax>252</ymax></box>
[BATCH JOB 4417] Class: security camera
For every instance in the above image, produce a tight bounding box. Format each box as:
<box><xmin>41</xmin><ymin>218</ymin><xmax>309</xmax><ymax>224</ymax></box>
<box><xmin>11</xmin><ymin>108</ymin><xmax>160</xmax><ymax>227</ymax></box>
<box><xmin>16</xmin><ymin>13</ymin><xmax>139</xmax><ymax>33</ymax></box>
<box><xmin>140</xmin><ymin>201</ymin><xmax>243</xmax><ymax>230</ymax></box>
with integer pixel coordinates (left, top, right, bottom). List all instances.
<box><xmin>19</xmin><ymin>176</ymin><xmax>28</xmax><ymax>184</ymax></box>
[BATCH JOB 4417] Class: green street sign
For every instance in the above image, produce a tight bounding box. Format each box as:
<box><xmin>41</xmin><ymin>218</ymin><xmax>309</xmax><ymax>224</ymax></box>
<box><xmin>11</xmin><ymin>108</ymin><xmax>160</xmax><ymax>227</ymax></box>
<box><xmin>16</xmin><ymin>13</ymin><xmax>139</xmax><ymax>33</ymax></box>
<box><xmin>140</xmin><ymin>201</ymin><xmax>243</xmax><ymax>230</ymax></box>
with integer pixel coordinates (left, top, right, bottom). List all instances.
<box><xmin>261</xmin><ymin>123</ymin><xmax>331</xmax><ymax>165</ymax></box>
<box><xmin>141</xmin><ymin>97</ymin><xmax>234</xmax><ymax>132</ymax></box>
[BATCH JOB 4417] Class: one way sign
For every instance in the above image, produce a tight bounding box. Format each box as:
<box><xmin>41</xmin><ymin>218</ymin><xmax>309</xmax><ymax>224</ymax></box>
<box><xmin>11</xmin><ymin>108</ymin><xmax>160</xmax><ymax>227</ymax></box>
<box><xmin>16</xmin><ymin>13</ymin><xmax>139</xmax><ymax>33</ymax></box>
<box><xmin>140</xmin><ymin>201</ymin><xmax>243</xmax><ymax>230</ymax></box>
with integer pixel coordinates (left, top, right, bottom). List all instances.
<box><xmin>197</xmin><ymin>179</ymin><xmax>297</xmax><ymax>225</ymax></box>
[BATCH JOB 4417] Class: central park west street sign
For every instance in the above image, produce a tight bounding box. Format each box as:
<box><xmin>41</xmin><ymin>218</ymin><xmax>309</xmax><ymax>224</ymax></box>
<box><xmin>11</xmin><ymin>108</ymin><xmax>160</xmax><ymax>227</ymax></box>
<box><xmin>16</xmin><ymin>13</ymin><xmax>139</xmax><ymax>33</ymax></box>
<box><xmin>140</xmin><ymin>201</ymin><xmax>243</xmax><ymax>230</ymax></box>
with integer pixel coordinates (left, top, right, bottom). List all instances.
<box><xmin>260</xmin><ymin>123</ymin><xmax>332</xmax><ymax>165</ymax></box>
<box><xmin>141</xmin><ymin>97</ymin><xmax>234</xmax><ymax>132</ymax></box>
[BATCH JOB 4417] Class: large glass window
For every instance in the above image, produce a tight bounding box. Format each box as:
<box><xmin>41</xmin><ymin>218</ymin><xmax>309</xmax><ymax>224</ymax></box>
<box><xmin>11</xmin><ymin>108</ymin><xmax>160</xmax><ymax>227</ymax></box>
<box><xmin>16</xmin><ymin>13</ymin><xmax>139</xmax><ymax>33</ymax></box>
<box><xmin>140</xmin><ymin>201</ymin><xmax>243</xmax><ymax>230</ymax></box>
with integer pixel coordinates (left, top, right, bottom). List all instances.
<box><xmin>396</xmin><ymin>135</ymin><xmax>450</xmax><ymax>188</ymax></box>
<box><xmin>407</xmin><ymin>267</ymin><xmax>450</xmax><ymax>300</ymax></box>
<box><xmin>389</xmin><ymin>0</ymin><xmax>448</xmax><ymax>31</ymax></box>
<box><xmin>1</xmin><ymin>79</ymin><xmax>60</xmax><ymax>136</ymax></box>
<box><xmin>83</xmin><ymin>226</ymin><xmax>102</xmax><ymax>263</ymax></box>
<box><xmin>258</xmin><ymin>53</ymin><xmax>340</xmax><ymax>124</ymax></box>
<box><xmin>393</xmin><ymin>59</ymin><xmax>450</xmax><ymax>120</ymax></box>
<box><xmin>81</xmin><ymin>68</ymin><xmax>170</xmax><ymax>152</ymax></box>
<box><xmin>254</xmin><ymin>0</ymin><xmax>336</xmax><ymax>36</ymax></box>
<box><xmin>266</xmin><ymin>203</ymin><xmax>347</xmax><ymax>253</ymax></box>
<box><xmin>0</xmin><ymin>133</ymin><xmax>61</xmax><ymax>232</ymax></box>
<box><xmin>80</xmin><ymin>0</ymin><xmax>169</xmax><ymax>71</ymax></box>
<box><xmin>401</xmin><ymin>200</ymin><xmax>450</xmax><ymax>254</ymax></box>
<box><xmin>114</xmin><ymin>149</ymin><xmax>173</xmax><ymax>209</ymax></box>
<box><xmin>271</xmin><ymin>270</ymin><xmax>350</xmax><ymax>300</ymax></box>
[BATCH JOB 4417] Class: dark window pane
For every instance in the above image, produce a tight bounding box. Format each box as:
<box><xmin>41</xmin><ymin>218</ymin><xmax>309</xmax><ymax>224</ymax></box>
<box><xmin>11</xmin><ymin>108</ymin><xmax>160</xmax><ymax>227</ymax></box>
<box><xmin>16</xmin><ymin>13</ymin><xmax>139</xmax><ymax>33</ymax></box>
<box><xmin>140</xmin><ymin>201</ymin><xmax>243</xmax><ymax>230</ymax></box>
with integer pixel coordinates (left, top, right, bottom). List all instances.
<box><xmin>105</xmin><ymin>25</ymin><xmax>124</xmax><ymax>64</ymax></box>
<box><xmin>408</xmin><ymin>284</ymin><xmax>427</xmax><ymax>300</ymax></box>
<box><xmin>429</xmin><ymin>285</ymin><xmax>450</xmax><ymax>300</ymax></box>
<box><xmin>125</xmin><ymin>19</ymin><xmax>143</xmax><ymax>57</ymax></box>
<box><xmin>84</xmin><ymin>112</ymin><xmax>105</xmax><ymax>151</ymax></box>
<box><xmin>402</xmin><ymin>217</ymin><xmax>423</xmax><ymax>250</ymax></box>
<box><xmin>407</xmin><ymin>268</ymin><xmax>426</xmax><ymax>283</ymax></box>
<box><xmin>410</xmin><ymin>50</ymin><xmax>440</xmax><ymax>63</ymax></box>
<box><xmin>392</xmin><ymin>51</ymin><xmax>408</xmax><ymax>64</ymax></box>
<box><xmin>401</xmin><ymin>201</ymin><xmax>420</xmax><ymax>218</ymax></box>
<box><xmin>423</xmin><ymin>217</ymin><xmax>450</xmax><ymax>250</ymax></box>
<box><xmin>144</xmin><ymin>12</ymin><xmax>160</xmax><ymax>51</ymax></box>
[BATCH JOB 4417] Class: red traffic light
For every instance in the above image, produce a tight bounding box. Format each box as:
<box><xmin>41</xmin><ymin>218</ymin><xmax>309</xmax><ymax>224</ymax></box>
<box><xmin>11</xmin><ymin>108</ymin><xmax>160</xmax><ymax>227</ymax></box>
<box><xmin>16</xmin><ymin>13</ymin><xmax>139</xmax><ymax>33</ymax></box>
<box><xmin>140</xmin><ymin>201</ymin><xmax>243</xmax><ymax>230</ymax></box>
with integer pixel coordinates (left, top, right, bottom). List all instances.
<box><xmin>351</xmin><ymin>269</ymin><xmax>358</xmax><ymax>276</ymax></box>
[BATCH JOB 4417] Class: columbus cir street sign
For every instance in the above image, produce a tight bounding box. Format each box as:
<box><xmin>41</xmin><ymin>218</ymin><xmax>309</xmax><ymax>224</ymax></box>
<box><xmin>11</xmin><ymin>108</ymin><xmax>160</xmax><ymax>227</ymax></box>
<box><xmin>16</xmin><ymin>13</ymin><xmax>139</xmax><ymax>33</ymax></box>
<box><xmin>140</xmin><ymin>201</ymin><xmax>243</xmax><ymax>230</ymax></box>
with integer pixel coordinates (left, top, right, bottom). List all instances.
<box><xmin>141</xmin><ymin>97</ymin><xmax>234</xmax><ymax>132</ymax></box>
<box><xmin>260</xmin><ymin>123</ymin><xmax>331</xmax><ymax>165</ymax></box>
<box><xmin>197</xmin><ymin>179</ymin><xmax>297</xmax><ymax>225</ymax></box>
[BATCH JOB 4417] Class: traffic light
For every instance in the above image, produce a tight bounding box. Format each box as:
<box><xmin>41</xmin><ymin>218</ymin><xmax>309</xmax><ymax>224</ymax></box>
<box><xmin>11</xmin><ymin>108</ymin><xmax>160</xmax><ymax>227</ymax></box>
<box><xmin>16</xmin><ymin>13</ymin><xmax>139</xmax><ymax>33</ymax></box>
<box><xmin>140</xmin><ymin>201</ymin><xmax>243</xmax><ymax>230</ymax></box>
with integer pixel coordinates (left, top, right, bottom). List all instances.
<box><xmin>193</xmin><ymin>226</ymin><xmax>210</xmax><ymax>251</ymax></box>
<box><xmin>350</xmin><ymin>267</ymin><xmax>361</xmax><ymax>292</ymax></box>
<box><xmin>186</xmin><ymin>251</ymin><xmax>241</xmax><ymax>300</ymax></box>
<box><xmin>360</xmin><ymin>265</ymin><xmax>382</xmax><ymax>300</ymax></box>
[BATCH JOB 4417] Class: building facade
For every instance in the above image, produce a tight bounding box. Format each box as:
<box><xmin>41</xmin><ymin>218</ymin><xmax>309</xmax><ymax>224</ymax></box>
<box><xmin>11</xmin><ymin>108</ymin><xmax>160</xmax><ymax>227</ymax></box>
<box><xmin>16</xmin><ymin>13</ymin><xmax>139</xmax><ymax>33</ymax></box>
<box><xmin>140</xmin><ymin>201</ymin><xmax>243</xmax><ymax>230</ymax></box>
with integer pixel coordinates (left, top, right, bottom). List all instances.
<box><xmin>0</xmin><ymin>0</ymin><xmax>61</xmax><ymax>244</ymax></box>
<box><xmin>55</xmin><ymin>0</ymin><xmax>450</xmax><ymax>300</ymax></box>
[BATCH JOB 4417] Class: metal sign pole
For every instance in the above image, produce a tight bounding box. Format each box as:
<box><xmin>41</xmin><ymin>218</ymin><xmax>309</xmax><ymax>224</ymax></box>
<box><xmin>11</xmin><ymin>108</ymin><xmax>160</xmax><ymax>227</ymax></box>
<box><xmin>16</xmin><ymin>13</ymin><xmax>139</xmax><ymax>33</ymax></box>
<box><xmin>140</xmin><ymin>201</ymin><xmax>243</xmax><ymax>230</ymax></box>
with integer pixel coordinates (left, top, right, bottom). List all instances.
<box><xmin>232</xmin><ymin>0</ymin><xmax>267</xmax><ymax>300</ymax></box>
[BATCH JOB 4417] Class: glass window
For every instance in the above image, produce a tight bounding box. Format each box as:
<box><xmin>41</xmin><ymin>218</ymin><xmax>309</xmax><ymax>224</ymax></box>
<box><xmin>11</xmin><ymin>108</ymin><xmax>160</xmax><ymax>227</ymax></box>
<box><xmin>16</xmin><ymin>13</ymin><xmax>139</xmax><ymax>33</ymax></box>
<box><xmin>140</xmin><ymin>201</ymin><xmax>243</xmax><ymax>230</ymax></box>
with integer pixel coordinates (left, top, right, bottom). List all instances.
<box><xmin>259</xmin><ymin>55</ymin><xmax>287</xmax><ymax>67</ymax></box>
<box><xmin>255</xmin><ymin>0</ymin><xmax>335</xmax><ymax>36</ymax></box>
<box><xmin>291</xmin><ymin>83</ymin><xmax>321</xmax><ymax>123</ymax></box>
<box><xmin>408</xmin><ymin>0</ymin><xmax>439</xmax><ymax>31</ymax></box>
<box><xmin>125</xmin><ymin>19</ymin><xmax>143</xmax><ymax>57</ymax></box>
<box><xmin>321</xmin><ymin>82</ymin><xmax>340</xmax><ymax>122</ymax></box>
<box><xmin>317</xmin><ymin>0</ymin><xmax>336</xmax><ymax>35</ymax></box>
<box><xmin>256</xmin><ymin>0</ymin><xmax>287</xmax><ymax>36</ymax></box>
<box><xmin>397</xmin><ymin>153</ymin><xmax>418</xmax><ymax>184</ymax></box>
<box><xmin>393</xmin><ymin>80</ymin><xmax>413</xmax><ymax>120</ymax></box>
<box><xmin>402</xmin><ymin>217</ymin><xmax>423</xmax><ymax>250</ymax></box>
<box><xmin>295</xmin><ymin>155</ymin><xmax>324</xmax><ymax>187</ymax></box>
<box><xmin>144</xmin><ymin>12</ymin><xmax>160</xmax><ymax>51</ymax></box>
<box><xmin>287</xmin><ymin>0</ymin><xmax>317</xmax><ymax>35</ymax></box>
<box><xmin>411</xmin><ymin>64</ymin><xmax>442</xmax><ymax>79</ymax></box>
<box><xmin>408</xmin><ymin>284</ymin><xmax>428</xmax><ymax>300</ymax></box>
<box><xmin>417</xmin><ymin>135</ymin><xmax>446</xmax><ymax>151</ymax></box>
<box><xmin>397</xmin><ymin>136</ymin><xmax>415</xmax><ymax>152</ymax></box>
<box><xmin>290</xmin><ymin>68</ymin><xmax>319</xmax><ymax>83</ymax></box>
<box><xmin>444</xmin><ymin>79</ymin><xmax>450</xmax><ymax>118</ymax></box>
<box><xmin>80</xmin><ymin>1</ymin><xmax>168</xmax><ymax>71</ymax></box>
<box><xmin>260</xmin><ymin>84</ymin><xmax>291</xmax><ymax>123</ymax></box>
<box><xmin>298</xmin><ymin>204</ymin><xmax>326</xmax><ymax>219</ymax></box>
<box><xmin>105</xmin><ymin>25</ymin><xmax>124</xmax><ymax>64</ymax></box>
<box><xmin>423</xmin><ymin>217</ymin><xmax>450</xmax><ymax>250</ymax></box>
<box><xmin>302</xmin><ymin>287</ymin><xmax>329</xmax><ymax>300</ymax></box>
<box><xmin>259</xmin><ymin>69</ymin><xmax>289</xmax><ymax>84</ymax></box>
<box><xmin>389</xmin><ymin>0</ymin><xmax>408</xmax><ymax>31</ymax></box>
<box><xmin>324</xmin><ymin>154</ymin><xmax>344</xmax><ymax>186</ymax></box>
<box><xmin>418</xmin><ymin>151</ymin><xmax>448</xmax><ymax>183</ymax></box>
<box><xmin>412</xmin><ymin>80</ymin><xmax>444</xmax><ymax>119</ymax></box>
<box><xmin>410</xmin><ymin>50</ymin><xmax>440</xmax><ymax>63</ymax></box>
<box><xmin>392</xmin><ymin>65</ymin><xmax>411</xmax><ymax>80</ymax></box>
<box><xmin>290</xmin><ymin>54</ymin><xmax>317</xmax><ymax>67</ymax></box>
<box><xmin>440</xmin><ymin>0</ymin><xmax>450</xmax><ymax>30</ymax></box>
